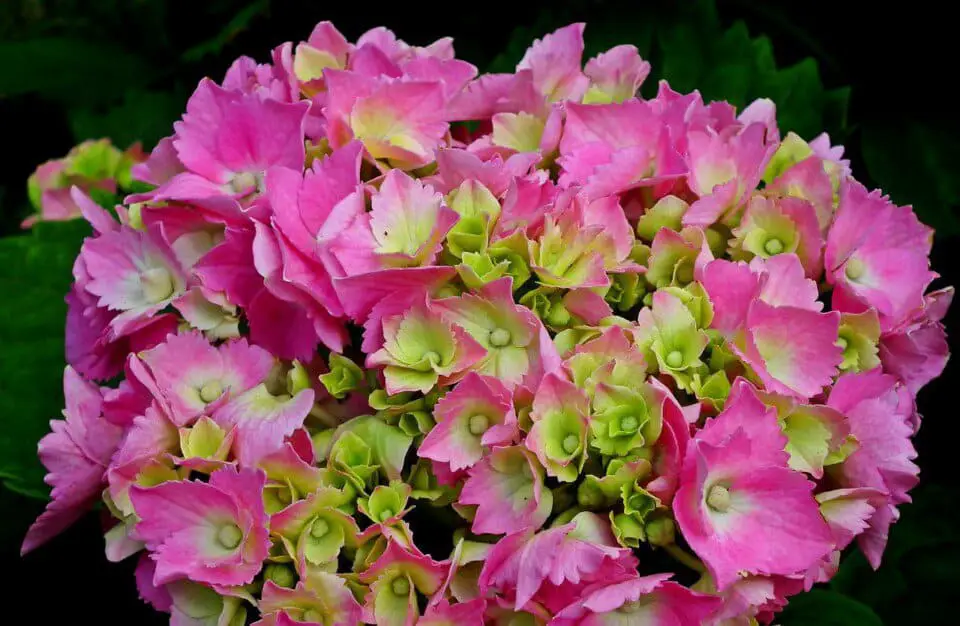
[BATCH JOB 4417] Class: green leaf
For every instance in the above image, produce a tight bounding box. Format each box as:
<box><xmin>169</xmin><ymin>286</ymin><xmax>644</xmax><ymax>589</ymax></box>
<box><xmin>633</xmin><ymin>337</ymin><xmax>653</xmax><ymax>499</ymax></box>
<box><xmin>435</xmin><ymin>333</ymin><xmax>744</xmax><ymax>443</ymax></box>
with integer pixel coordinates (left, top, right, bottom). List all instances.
<box><xmin>779</xmin><ymin>589</ymin><xmax>883</xmax><ymax>626</ymax></box>
<box><xmin>0</xmin><ymin>219</ymin><xmax>90</xmax><ymax>498</ymax></box>
<box><xmin>861</xmin><ymin>118</ymin><xmax>960</xmax><ymax>237</ymax></box>
<box><xmin>0</xmin><ymin>38</ymin><xmax>154</xmax><ymax>106</ymax></box>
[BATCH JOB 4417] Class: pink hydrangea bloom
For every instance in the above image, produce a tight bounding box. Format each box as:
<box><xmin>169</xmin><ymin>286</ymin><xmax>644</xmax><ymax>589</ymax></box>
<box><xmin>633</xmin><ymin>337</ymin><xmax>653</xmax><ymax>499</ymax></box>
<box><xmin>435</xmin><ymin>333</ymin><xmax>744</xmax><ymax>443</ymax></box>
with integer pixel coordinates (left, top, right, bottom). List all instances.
<box><xmin>674</xmin><ymin>381</ymin><xmax>834</xmax><ymax>589</ymax></box>
<box><xmin>459</xmin><ymin>445</ymin><xmax>553</xmax><ymax>535</ymax></box>
<box><xmin>419</xmin><ymin>372</ymin><xmax>518</xmax><ymax>470</ymax></box>
<box><xmin>135</xmin><ymin>330</ymin><xmax>274</xmax><ymax>426</ymax></box>
<box><xmin>826</xmin><ymin>179</ymin><xmax>937</xmax><ymax>329</ymax></box>
<box><xmin>20</xmin><ymin>18</ymin><xmax>951</xmax><ymax>626</ymax></box>
<box><xmin>130</xmin><ymin>466</ymin><xmax>271</xmax><ymax>586</ymax></box>
<box><xmin>164</xmin><ymin>79</ymin><xmax>310</xmax><ymax>208</ymax></box>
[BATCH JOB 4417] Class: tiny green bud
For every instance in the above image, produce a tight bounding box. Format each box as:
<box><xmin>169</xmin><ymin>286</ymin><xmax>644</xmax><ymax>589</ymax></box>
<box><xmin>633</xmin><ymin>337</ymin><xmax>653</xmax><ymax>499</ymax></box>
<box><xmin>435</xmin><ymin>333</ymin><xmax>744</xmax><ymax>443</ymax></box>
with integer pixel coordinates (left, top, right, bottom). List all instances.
<box><xmin>844</xmin><ymin>258</ymin><xmax>865</xmax><ymax>281</ymax></box>
<box><xmin>706</xmin><ymin>484</ymin><xmax>731</xmax><ymax>512</ymax></box>
<box><xmin>665</xmin><ymin>350</ymin><xmax>683</xmax><ymax>369</ymax></box>
<box><xmin>468</xmin><ymin>414</ymin><xmax>490</xmax><ymax>436</ymax></box>
<box><xmin>391</xmin><ymin>576</ymin><xmax>410</xmax><ymax>597</ymax></box>
<box><xmin>763</xmin><ymin>237</ymin><xmax>784</xmax><ymax>256</ymax></box>
<box><xmin>198</xmin><ymin>380</ymin><xmax>223</xmax><ymax>404</ymax></box>
<box><xmin>320</xmin><ymin>353</ymin><xmax>364</xmax><ymax>399</ymax></box>
<box><xmin>276</xmin><ymin>488</ymin><xmax>293</xmax><ymax>507</ymax></box>
<box><xmin>636</xmin><ymin>195</ymin><xmax>688</xmax><ymax>241</ymax></box>
<box><xmin>619</xmin><ymin>415</ymin><xmax>639</xmax><ymax>434</ymax></box>
<box><xmin>302</xmin><ymin>609</ymin><xmax>324</xmax><ymax>623</ymax></box>
<box><xmin>562</xmin><ymin>434</ymin><xmax>580</xmax><ymax>455</ymax></box>
<box><xmin>263</xmin><ymin>563</ymin><xmax>297</xmax><ymax>588</ymax></box>
<box><xmin>489</xmin><ymin>327</ymin><xmax>512</xmax><ymax>347</ymax></box>
<box><xmin>577</xmin><ymin>480</ymin><xmax>605</xmax><ymax>509</ymax></box>
<box><xmin>217</xmin><ymin>523</ymin><xmax>243</xmax><ymax>549</ymax></box>
<box><xmin>545</xmin><ymin>302</ymin><xmax>571</xmax><ymax>328</ymax></box>
<box><xmin>611</xmin><ymin>512</ymin><xmax>645</xmax><ymax>548</ymax></box>
<box><xmin>645</xmin><ymin>517</ymin><xmax>676</xmax><ymax>547</ymax></box>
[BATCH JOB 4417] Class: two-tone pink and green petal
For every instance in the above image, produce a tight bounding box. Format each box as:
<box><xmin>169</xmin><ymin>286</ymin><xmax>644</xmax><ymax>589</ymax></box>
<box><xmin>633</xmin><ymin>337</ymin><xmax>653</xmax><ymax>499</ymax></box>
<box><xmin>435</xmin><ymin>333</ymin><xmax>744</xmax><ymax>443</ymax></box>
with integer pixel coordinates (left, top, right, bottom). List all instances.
<box><xmin>258</xmin><ymin>571</ymin><xmax>364</xmax><ymax>626</ymax></box>
<box><xmin>582</xmin><ymin>45</ymin><xmax>650</xmax><ymax>104</ymax></box>
<box><xmin>433</xmin><ymin>277</ymin><xmax>557</xmax><ymax>388</ymax></box>
<box><xmin>734</xmin><ymin>301</ymin><xmax>842</xmax><ymax>399</ymax></box>
<box><xmin>367</xmin><ymin>297</ymin><xmax>486</xmax><ymax>394</ymax></box>
<box><xmin>360</xmin><ymin>539</ymin><xmax>449</xmax><ymax>626</ymax></box>
<box><xmin>526</xmin><ymin>373</ymin><xmax>590</xmax><ymax>482</ymax></box>
<box><xmin>459</xmin><ymin>445</ymin><xmax>553</xmax><ymax>535</ymax></box>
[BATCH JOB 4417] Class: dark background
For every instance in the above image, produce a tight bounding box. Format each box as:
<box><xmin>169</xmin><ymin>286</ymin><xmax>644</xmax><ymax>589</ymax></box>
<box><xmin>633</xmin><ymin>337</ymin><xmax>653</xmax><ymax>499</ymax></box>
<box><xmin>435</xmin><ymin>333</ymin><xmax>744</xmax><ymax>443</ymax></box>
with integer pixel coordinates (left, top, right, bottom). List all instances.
<box><xmin>1</xmin><ymin>1</ymin><xmax>957</xmax><ymax>623</ymax></box>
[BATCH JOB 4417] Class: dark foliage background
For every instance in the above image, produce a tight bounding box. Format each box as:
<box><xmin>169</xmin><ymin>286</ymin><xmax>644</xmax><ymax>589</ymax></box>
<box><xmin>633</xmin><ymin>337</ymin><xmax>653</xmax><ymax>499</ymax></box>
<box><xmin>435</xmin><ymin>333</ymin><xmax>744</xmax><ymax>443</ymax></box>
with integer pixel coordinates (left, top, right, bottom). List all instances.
<box><xmin>1</xmin><ymin>0</ymin><xmax>957</xmax><ymax>623</ymax></box>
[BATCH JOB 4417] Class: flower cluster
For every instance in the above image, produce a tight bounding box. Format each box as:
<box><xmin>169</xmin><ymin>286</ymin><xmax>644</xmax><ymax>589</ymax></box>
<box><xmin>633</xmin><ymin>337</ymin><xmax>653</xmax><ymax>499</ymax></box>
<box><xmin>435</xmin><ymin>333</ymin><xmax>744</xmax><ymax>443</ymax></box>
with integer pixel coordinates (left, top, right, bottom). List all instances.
<box><xmin>23</xmin><ymin>21</ymin><xmax>951</xmax><ymax>626</ymax></box>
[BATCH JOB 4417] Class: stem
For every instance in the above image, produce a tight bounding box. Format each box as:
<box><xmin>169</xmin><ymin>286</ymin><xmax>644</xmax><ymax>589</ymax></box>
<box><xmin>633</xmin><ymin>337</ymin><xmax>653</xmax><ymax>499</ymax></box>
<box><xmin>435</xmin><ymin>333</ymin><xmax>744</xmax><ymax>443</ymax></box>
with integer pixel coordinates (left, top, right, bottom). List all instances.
<box><xmin>663</xmin><ymin>543</ymin><xmax>706</xmax><ymax>573</ymax></box>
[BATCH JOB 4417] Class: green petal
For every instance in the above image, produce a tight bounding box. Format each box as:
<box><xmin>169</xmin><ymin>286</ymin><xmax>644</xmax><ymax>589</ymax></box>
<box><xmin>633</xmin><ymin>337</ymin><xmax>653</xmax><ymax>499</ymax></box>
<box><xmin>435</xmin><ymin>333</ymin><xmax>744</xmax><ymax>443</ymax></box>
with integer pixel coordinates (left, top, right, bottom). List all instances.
<box><xmin>320</xmin><ymin>353</ymin><xmax>365</xmax><ymax>399</ymax></box>
<box><xmin>335</xmin><ymin>416</ymin><xmax>414</xmax><ymax>482</ymax></box>
<box><xmin>636</xmin><ymin>196</ymin><xmax>688</xmax><ymax>241</ymax></box>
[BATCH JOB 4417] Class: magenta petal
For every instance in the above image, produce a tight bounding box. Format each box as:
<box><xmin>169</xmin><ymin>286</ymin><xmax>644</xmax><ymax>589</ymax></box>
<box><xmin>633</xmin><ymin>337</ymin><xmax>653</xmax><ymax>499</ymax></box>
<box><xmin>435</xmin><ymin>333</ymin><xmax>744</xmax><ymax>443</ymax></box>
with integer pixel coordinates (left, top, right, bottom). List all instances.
<box><xmin>22</xmin><ymin>367</ymin><xmax>124</xmax><ymax>554</ymax></box>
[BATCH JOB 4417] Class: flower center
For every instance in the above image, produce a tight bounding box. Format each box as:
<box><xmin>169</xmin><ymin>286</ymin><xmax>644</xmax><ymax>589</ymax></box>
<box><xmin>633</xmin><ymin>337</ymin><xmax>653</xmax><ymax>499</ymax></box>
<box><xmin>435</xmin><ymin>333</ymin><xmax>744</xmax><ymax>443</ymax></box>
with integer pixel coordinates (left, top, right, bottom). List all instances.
<box><xmin>562</xmin><ymin>434</ymin><xmax>580</xmax><ymax>455</ymax></box>
<box><xmin>468</xmin><ymin>414</ymin><xmax>490</xmax><ymax>435</ymax></box>
<box><xmin>836</xmin><ymin>336</ymin><xmax>849</xmax><ymax>351</ymax></box>
<box><xmin>302</xmin><ymin>609</ymin><xmax>323</xmax><ymax>623</ymax></box>
<box><xmin>140</xmin><ymin>267</ymin><xmax>175</xmax><ymax>303</ymax></box>
<box><xmin>665</xmin><ymin>350</ymin><xmax>684</xmax><ymax>369</ymax></box>
<box><xmin>706</xmin><ymin>484</ymin><xmax>731</xmax><ymax>513</ymax></box>
<box><xmin>763</xmin><ymin>237</ymin><xmax>784</xmax><ymax>255</ymax></box>
<box><xmin>489</xmin><ymin>327</ymin><xmax>512</xmax><ymax>347</ymax></box>
<box><xmin>391</xmin><ymin>576</ymin><xmax>410</xmax><ymax>597</ymax></box>
<box><xmin>216</xmin><ymin>523</ymin><xmax>243</xmax><ymax>549</ymax></box>
<box><xmin>422</xmin><ymin>350</ymin><xmax>441</xmax><ymax>364</ymax></box>
<box><xmin>379</xmin><ymin>509</ymin><xmax>394</xmax><ymax>522</ymax></box>
<box><xmin>199</xmin><ymin>380</ymin><xmax>223</xmax><ymax>404</ymax></box>
<box><xmin>230</xmin><ymin>171</ymin><xmax>260</xmax><ymax>194</ymax></box>
<box><xmin>844</xmin><ymin>258</ymin><xmax>865</xmax><ymax>281</ymax></box>
<box><xmin>619</xmin><ymin>415</ymin><xmax>639</xmax><ymax>434</ymax></box>
<box><xmin>310</xmin><ymin>518</ymin><xmax>330</xmax><ymax>539</ymax></box>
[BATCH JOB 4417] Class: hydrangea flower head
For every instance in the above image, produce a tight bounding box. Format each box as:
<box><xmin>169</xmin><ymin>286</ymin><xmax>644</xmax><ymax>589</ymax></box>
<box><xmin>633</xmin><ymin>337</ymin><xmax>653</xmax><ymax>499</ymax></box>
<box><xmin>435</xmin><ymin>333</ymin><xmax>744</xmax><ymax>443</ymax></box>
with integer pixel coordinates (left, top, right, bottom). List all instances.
<box><xmin>22</xmin><ymin>18</ymin><xmax>950</xmax><ymax>626</ymax></box>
